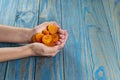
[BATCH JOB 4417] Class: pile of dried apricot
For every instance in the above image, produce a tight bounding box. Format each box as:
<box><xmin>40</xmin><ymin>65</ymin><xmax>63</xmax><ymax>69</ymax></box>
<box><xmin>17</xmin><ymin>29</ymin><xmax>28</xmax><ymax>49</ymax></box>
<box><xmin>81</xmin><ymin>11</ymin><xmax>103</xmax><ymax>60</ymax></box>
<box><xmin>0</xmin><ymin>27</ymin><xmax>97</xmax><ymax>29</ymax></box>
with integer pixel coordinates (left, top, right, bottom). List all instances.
<box><xmin>31</xmin><ymin>24</ymin><xmax>59</xmax><ymax>46</ymax></box>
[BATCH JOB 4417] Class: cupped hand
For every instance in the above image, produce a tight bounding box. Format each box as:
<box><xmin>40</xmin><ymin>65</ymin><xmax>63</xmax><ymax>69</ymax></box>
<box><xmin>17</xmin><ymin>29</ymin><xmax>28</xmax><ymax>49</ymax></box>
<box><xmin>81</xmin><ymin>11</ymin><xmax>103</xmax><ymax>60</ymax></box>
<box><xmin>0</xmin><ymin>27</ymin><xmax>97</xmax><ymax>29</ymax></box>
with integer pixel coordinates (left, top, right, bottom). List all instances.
<box><xmin>29</xmin><ymin>22</ymin><xmax>68</xmax><ymax>57</ymax></box>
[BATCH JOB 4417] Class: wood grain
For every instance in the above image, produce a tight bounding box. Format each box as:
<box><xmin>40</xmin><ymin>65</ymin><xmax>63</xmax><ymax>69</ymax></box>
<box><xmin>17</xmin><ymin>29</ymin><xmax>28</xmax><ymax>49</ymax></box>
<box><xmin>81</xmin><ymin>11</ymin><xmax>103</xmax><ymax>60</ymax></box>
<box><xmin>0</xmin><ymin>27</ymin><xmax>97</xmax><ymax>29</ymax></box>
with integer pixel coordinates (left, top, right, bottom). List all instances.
<box><xmin>83</xmin><ymin>0</ymin><xmax>120</xmax><ymax>80</ymax></box>
<box><xmin>0</xmin><ymin>0</ymin><xmax>120</xmax><ymax>80</ymax></box>
<box><xmin>35</xmin><ymin>0</ymin><xmax>63</xmax><ymax>80</ymax></box>
<box><xmin>61</xmin><ymin>0</ymin><xmax>120</xmax><ymax>80</ymax></box>
<box><xmin>102</xmin><ymin>0</ymin><xmax>120</xmax><ymax>77</ymax></box>
<box><xmin>0</xmin><ymin>62</ymin><xmax>7</xmax><ymax>80</ymax></box>
<box><xmin>61</xmin><ymin>0</ymin><xmax>84</xmax><ymax>80</ymax></box>
<box><xmin>3</xmin><ymin>0</ymin><xmax>39</xmax><ymax>80</ymax></box>
<box><xmin>0</xmin><ymin>0</ymin><xmax>19</xmax><ymax>80</ymax></box>
<box><xmin>82</xmin><ymin>0</ymin><xmax>119</xmax><ymax>80</ymax></box>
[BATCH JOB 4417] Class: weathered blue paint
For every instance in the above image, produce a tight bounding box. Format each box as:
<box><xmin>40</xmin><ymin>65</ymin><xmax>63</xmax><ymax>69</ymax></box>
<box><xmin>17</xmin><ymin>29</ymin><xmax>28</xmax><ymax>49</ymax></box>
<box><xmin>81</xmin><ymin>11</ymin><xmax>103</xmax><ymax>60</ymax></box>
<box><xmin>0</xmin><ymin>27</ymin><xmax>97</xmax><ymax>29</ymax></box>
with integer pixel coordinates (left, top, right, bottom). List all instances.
<box><xmin>114</xmin><ymin>0</ymin><xmax>120</xmax><ymax>7</ymax></box>
<box><xmin>0</xmin><ymin>62</ymin><xmax>7</xmax><ymax>80</ymax></box>
<box><xmin>35</xmin><ymin>0</ymin><xmax>63</xmax><ymax>80</ymax></box>
<box><xmin>95</xmin><ymin>66</ymin><xmax>107</xmax><ymax>80</ymax></box>
<box><xmin>0</xmin><ymin>0</ymin><xmax>19</xmax><ymax>80</ymax></box>
<box><xmin>0</xmin><ymin>0</ymin><xmax>120</xmax><ymax>80</ymax></box>
<box><xmin>0</xmin><ymin>0</ymin><xmax>39</xmax><ymax>80</ymax></box>
<box><xmin>61</xmin><ymin>0</ymin><xmax>84</xmax><ymax>80</ymax></box>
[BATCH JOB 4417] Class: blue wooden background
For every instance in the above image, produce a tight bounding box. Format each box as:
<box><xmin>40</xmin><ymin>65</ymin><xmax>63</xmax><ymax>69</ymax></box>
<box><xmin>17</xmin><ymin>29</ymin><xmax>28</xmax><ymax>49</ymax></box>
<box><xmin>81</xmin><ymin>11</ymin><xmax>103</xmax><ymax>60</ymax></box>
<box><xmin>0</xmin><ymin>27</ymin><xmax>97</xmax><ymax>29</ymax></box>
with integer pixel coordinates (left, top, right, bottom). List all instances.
<box><xmin>0</xmin><ymin>0</ymin><xmax>120</xmax><ymax>80</ymax></box>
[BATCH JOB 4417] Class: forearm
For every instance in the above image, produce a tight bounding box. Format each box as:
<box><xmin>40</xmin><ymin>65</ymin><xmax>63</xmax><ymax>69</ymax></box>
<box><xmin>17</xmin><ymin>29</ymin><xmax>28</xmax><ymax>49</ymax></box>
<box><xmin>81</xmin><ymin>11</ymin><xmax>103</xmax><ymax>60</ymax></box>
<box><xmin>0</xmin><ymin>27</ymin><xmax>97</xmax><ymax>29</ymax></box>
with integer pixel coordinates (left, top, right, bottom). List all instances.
<box><xmin>0</xmin><ymin>45</ymin><xmax>33</xmax><ymax>62</ymax></box>
<box><xmin>0</xmin><ymin>25</ymin><xmax>34</xmax><ymax>43</ymax></box>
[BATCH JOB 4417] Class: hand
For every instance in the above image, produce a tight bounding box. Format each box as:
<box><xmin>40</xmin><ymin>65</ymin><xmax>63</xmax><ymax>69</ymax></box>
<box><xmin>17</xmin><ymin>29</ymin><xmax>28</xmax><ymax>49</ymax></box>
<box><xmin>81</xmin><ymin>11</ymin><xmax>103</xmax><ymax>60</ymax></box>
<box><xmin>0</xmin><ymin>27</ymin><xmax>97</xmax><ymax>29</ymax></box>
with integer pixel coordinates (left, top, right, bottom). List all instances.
<box><xmin>33</xmin><ymin>21</ymin><xmax>60</xmax><ymax>34</ymax></box>
<box><xmin>29</xmin><ymin>22</ymin><xmax>68</xmax><ymax>56</ymax></box>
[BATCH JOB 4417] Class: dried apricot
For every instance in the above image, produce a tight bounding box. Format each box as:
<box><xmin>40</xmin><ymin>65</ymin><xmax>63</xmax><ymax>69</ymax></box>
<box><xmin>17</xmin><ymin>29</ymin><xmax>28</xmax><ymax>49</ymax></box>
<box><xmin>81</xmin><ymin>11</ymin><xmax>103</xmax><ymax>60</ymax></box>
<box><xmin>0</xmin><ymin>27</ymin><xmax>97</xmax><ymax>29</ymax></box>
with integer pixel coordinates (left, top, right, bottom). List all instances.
<box><xmin>51</xmin><ymin>33</ymin><xmax>59</xmax><ymax>43</ymax></box>
<box><xmin>31</xmin><ymin>24</ymin><xmax>60</xmax><ymax>47</ymax></box>
<box><xmin>42</xmin><ymin>35</ymin><xmax>52</xmax><ymax>45</ymax></box>
<box><xmin>47</xmin><ymin>24</ymin><xmax>58</xmax><ymax>34</ymax></box>
<box><xmin>35</xmin><ymin>33</ymin><xmax>44</xmax><ymax>42</ymax></box>
<box><xmin>42</xmin><ymin>29</ymin><xmax>49</xmax><ymax>35</ymax></box>
<box><xmin>31</xmin><ymin>35</ymin><xmax>36</xmax><ymax>42</ymax></box>
<box><xmin>47</xmin><ymin>34</ymin><xmax>59</xmax><ymax>46</ymax></box>
<box><xmin>47</xmin><ymin>41</ymin><xmax>56</xmax><ymax>46</ymax></box>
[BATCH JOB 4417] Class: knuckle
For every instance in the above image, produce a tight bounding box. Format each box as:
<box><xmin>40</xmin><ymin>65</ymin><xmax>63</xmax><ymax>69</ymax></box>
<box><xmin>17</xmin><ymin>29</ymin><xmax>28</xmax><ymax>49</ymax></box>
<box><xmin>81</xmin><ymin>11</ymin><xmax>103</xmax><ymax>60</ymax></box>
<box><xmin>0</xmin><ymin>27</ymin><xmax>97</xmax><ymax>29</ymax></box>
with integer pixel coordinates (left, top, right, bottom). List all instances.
<box><xmin>51</xmin><ymin>21</ymin><xmax>57</xmax><ymax>24</ymax></box>
<box><xmin>51</xmin><ymin>53</ymin><xmax>56</xmax><ymax>57</ymax></box>
<box><xmin>44</xmin><ymin>22</ymin><xmax>49</xmax><ymax>24</ymax></box>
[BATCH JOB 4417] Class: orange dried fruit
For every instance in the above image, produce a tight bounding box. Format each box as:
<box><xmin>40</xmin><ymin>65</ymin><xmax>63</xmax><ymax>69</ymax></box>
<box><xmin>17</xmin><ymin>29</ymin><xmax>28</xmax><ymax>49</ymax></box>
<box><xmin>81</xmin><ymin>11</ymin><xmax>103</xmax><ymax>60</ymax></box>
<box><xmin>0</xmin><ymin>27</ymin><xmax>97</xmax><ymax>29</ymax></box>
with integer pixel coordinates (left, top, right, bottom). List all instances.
<box><xmin>42</xmin><ymin>35</ymin><xmax>52</xmax><ymax>45</ymax></box>
<box><xmin>42</xmin><ymin>29</ymin><xmax>49</xmax><ymax>35</ymax></box>
<box><xmin>35</xmin><ymin>33</ymin><xmax>44</xmax><ymax>42</ymax></box>
<box><xmin>47</xmin><ymin>34</ymin><xmax>59</xmax><ymax>46</ymax></box>
<box><xmin>31</xmin><ymin>35</ymin><xmax>36</xmax><ymax>42</ymax></box>
<box><xmin>47</xmin><ymin>24</ymin><xmax>58</xmax><ymax>34</ymax></box>
<box><xmin>47</xmin><ymin>41</ymin><xmax>56</xmax><ymax>46</ymax></box>
<box><xmin>31</xmin><ymin>24</ymin><xmax>60</xmax><ymax>47</ymax></box>
<box><xmin>51</xmin><ymin>33</ymin><xmax>59</xmax><ymax>43</ymax></box>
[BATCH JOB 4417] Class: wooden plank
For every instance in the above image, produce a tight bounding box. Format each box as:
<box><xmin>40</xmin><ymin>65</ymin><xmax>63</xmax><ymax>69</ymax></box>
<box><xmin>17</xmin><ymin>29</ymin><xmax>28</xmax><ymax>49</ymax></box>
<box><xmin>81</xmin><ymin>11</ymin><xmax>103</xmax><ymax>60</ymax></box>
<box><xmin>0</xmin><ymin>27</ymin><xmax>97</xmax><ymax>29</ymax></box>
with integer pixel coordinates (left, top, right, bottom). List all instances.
<box><xmin>0</xmin><ymin>62</ymin><xmax>7</xmax><ymax>80</ymax></box>
<box><xmin>62</xmin><ymin>0</ymin><xmax>119</xmax><ymax>80</ymax></box>
<box><xmin>35</xmin><ymin>0</ymin><xmax>63</xmax><ymax>80</ymax></box>
<box><xmin>81</xmin><ymin>0</ymin><xmax>119</xmax><ymax>80</ymax></box>
<box><xmin>0</xmin><ymin>0</ymin><xmax>19</xmax><ymax>80</ymax></box>
<box><xmin>4</xmin><ymin>0</ymin><xmax>39</xmax><ymax>80</ymax></box>
<box><xmin>102</xmin><ymin>0</ymin><xmax>120</xmax><ymax>79</ymax></box>
<box><xmin>61</xmin><ymin>0</ymin><xmax>85</xmax><ymax>80</ymax></box>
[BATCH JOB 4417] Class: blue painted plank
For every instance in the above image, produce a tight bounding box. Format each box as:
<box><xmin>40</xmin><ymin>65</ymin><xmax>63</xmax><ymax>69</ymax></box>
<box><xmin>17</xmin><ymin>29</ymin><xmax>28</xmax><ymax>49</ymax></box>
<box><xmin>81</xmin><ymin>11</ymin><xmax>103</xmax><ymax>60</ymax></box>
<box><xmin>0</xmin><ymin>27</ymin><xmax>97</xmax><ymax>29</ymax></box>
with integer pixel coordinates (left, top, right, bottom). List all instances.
<box><xmin>61</xmin><ymin>0</ymin><xmax>84</xmax><ymax>80</ymax></box>
<box><xmin>81</xmin><ymin>0</ymin><xmax>119</xmax><ymax>80</ymax></box>
<box><xmin>102</xmin><ymin>0</ymin><xmax>120</xmax><ymax>75</ymax></box>
<box><xmin>62</xmin><ymin>0</ymin><xmax>119</xmax><ymax>80</ymax></box>
<box><xmin>3</xmin><ymin>0</ymin><xmax>39</xmax><ymax>80</ymax></box>
<box><xmin>0</xmin><ymin>0</ymin><xmax>119</xmax><ymax>80</ymax></box>
<box><xmin>35</xmin><ymin>0</ymin><xmax>63</xmax><ymax>80</ymax></box>
<box><xmin>0</xmin><ymin>62</ymin><xmax>7</xmax><ymax>80</ymax></box>
<box><xmin>0</xmin><ymin>0</ymin><xmax>19</xmax><ymax>80</ymax></box>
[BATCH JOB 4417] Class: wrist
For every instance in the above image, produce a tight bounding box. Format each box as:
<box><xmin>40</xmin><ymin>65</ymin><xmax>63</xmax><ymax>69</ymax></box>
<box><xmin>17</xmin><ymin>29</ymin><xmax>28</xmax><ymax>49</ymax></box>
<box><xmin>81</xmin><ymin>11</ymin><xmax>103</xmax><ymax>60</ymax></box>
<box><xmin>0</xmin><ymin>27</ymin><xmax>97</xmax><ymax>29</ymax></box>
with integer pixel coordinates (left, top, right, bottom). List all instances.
<box><xmin>26</xmin><ymin>44</ymin><xmax>37</xmax><ymax>56</ymax></box>
<box><xmin>23</xmin><ymin>28</ymin><xmax>34</xmax><ymax>43</ymax></box>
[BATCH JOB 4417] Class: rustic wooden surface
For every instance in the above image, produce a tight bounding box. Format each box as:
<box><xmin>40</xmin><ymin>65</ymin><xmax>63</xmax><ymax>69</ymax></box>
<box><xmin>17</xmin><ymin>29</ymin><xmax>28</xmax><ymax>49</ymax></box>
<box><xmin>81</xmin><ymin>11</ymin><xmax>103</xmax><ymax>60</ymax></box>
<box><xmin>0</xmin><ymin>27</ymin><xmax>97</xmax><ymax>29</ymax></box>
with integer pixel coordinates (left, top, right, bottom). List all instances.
<box><xmin>0</xmin><ymin>0</ymin><xmax>120</xmax><ymax>80</ymax></box>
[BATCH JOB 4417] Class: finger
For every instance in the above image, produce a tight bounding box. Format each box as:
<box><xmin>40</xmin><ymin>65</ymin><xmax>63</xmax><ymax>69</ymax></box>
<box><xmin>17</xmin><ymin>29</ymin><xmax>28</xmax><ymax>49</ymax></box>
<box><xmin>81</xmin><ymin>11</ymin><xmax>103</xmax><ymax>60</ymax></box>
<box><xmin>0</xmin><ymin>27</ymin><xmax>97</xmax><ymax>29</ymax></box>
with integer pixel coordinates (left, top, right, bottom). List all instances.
<box><xmin>56</xmin><ymin>41</ymin><xmax>61</xmax><ymax>45</ymax></box>
<box><xmin>59</xmin><ymin>35</ymin><xmax>65</xmax><ymax>39</ymax></box>
<box><xmin>60</xmin><ymin>31</ymin><xmax>68</xmax><ymax>47</ymax></box>
<box><xmin>56</xmin><ymin>45</ymin><xmax>62</xmax><ymax>50</ymax></box>
<box><xmin>59</xmin><ymin>39</ymin><xmax>64</xmax><ymax>43</ymax></box>
<box><xmin>57</xmin><ymin>30</ymin><xmax>68</xmax><ymax>47</ymax></box>
<box><xmin>64</xmin><ymin>30</ymin><xmax>68</xmax><ymax>42</ymax></box>
<box><xmin>58</xmin><ymin>29</ymin><xmax>65</xmax><ymax>35</ymax></box>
